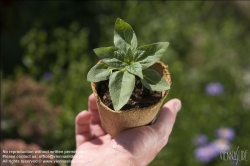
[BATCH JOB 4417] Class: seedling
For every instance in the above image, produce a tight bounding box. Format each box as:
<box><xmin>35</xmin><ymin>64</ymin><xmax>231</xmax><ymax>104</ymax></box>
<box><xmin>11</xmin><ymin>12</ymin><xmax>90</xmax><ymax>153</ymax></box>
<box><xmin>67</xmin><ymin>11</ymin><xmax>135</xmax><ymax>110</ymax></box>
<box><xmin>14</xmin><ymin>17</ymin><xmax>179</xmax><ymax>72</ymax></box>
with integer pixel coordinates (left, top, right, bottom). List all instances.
<box><xmin>87</xmin><ymin>18</ymin><xmax>170</xmax><ymax>111</ymax></box>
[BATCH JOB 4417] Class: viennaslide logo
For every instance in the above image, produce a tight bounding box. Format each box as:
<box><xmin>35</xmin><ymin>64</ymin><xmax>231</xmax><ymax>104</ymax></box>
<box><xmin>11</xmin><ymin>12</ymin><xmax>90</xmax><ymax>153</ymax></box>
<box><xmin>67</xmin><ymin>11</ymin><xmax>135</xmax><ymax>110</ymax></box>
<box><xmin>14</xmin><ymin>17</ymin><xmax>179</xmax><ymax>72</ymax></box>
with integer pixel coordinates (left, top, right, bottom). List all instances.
<box><xmin>220</xmin><ymin>146</ymin><xmax>248</xmax><ymax>165</ymax></box>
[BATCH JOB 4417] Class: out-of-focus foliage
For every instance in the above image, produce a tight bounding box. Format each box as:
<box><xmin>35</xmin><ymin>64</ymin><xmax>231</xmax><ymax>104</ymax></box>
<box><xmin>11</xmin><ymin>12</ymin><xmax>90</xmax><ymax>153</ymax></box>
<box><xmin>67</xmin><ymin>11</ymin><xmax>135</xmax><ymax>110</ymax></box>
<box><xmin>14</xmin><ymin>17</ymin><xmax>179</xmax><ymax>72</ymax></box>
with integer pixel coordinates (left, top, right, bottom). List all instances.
<box><xmin>2</xmin><ymin>76</ymin><xmax>61</xmax><ymax>147</ymax></box>
<box><xmin>1</xmin><ymin>1</ymin><xmax>250</xmax><ymax>166</ymax></box>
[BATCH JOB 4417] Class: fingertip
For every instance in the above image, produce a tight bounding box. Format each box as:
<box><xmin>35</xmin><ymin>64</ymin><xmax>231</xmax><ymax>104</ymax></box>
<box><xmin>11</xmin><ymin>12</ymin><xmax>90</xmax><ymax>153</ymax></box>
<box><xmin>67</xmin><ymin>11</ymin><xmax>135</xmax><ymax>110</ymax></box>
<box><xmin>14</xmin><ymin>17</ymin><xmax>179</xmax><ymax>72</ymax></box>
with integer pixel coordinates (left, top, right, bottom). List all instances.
<box><xmin>152</xmin><ymin>98</ymin><xmax>181</xmax><ymax>137</ymax></box>
<box><xmin>89</xmin><ymin>93</ymin><xmax>95</xmax><ymax>101</ymax></box>
<box><xmin>160</xmin><ymin>98</ymin><xmax>181</xmax><ymax>125</ymax></box>
<box><xmin>162</xmin><ymin>98</ymin><xmax>181</xmax><ymax>113</ymax></box>
<box><xmin>75</xmin><ymin>110</ymin><xmax>91</xmax><ymax>125</ymax></box>
<box><xmin>88</xmin><ymin>93</ymin><xmax>98</xmax><ymax>111</ymax></box>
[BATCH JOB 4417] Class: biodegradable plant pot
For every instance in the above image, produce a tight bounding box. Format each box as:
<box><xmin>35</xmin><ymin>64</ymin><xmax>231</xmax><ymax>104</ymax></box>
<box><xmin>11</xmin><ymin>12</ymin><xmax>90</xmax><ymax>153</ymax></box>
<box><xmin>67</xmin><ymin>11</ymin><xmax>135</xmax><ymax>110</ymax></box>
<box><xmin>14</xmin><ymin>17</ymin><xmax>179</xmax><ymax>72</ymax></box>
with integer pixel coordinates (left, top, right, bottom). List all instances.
<box><xmin>91</xmin><ymin>61</ymin><xmax>171</xmax><ymax>138</ymax></box>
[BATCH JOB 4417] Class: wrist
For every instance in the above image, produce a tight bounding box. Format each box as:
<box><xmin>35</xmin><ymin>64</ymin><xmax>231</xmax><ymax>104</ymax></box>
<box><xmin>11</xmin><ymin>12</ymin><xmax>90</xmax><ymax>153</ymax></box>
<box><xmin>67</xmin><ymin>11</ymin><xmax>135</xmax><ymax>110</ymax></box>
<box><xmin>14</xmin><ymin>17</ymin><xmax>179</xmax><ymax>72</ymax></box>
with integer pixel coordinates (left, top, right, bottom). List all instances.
<box><xmin>97</xmin><ymin>145</ymin><xmax>137</xmax><ymax>166</ymax></box>
<box><xmin>86</xmin><ymin>154</ymin><xmax>135</xmax><ymax>166</ymax></box>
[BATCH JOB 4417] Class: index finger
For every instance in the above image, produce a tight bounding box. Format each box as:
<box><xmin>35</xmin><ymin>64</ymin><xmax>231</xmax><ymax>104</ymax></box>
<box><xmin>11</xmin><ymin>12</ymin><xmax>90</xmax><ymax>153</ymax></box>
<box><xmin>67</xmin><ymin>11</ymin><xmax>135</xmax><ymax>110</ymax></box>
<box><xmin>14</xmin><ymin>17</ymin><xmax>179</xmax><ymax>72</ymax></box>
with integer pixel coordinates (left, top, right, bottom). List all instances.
<box><xmin>88</xmin><ymin>94</ymin><xmax>107</xmax><ymax>137</ymax></box>
<box><xmin>88</xmin><ymin>94</ymin><xmax>100</xmax><ymax>124</ymax></box>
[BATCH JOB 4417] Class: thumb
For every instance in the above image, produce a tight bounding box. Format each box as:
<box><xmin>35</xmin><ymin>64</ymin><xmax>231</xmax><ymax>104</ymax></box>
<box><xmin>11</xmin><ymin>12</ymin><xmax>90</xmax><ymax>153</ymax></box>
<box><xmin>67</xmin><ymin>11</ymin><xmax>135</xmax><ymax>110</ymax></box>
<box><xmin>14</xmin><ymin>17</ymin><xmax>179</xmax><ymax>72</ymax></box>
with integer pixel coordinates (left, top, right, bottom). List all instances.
<box><xmin>152</xmin><ymin>98</ymin><xmax>181</xmax><ymax>141</ymax></box>
<box><xmin>112</xmin><ymin>99</ymin><xmax>181</xmax><ymax>166</ymax></box>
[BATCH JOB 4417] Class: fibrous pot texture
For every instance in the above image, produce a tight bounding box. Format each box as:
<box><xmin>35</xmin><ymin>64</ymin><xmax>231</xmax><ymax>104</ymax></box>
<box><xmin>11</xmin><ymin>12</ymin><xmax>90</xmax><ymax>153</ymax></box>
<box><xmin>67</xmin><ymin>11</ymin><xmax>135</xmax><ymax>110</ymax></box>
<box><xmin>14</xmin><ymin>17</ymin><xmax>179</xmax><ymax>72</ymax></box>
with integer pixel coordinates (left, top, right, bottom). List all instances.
<box><xmin>91</xmin><ymin>61</ymin><xmax>171</xmax><ymax>138</ymax></box>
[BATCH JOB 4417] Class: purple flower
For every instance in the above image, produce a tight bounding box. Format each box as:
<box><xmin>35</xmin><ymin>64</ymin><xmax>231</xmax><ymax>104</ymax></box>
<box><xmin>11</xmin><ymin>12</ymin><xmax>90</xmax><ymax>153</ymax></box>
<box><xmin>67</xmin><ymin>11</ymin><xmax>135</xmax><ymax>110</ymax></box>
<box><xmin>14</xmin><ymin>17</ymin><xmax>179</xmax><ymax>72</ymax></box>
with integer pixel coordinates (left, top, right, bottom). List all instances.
<box><xmin>205</xmin><ymin>82</ymin><xmax>224</xmax><ymax>96</ymax></box>
<box><xmin>195</xmin><ymin>139</ymin><xmax>230</xmax><ymax>163</ymax></box>
<box><xmin>210</xmin><ymin>139</ymin><xmax>231</xmax><ymax>152</ymax></box>
<box><xmin>195</xmin><ymin>144</ymin><xmax>218</xmax><ymax>163</ymax></box>
<box><xmin>43</xmin><ymin>72</ymin><xmax>53</xmax><ymax>81</ymax></box>
<box><xmin>193</xmin><ymin>134</ymin><xmax>208</xmax><ymax>146</ymax></box>
<box><xmin>216</xmin><ymin>127</ymin><xmax>235</xmax><ymax>141</ymax></box>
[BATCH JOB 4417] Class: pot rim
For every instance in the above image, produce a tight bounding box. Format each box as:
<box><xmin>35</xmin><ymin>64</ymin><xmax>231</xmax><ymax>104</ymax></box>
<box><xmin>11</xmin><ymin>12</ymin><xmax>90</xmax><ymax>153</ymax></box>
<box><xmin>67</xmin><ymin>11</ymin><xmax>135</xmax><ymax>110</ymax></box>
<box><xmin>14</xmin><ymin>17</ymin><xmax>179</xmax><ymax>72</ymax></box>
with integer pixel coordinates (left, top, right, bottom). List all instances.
<box><xmin>91</xmin><ymin>60</ymin><xmax>171</xmax><ymax>113</ymax></box>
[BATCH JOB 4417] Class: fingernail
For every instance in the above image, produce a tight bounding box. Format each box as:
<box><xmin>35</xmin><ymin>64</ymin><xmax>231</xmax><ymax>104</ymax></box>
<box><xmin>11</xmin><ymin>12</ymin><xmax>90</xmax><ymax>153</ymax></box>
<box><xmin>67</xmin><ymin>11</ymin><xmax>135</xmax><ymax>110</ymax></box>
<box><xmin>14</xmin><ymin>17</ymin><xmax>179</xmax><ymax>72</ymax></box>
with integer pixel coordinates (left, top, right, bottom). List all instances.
<box><xmin>150</xmin><ymin>116</ymin><xmax>157</xmax><ymax>125</ymax></box>
<box><xmin>174</xmin><ymin>100</ymin><xmax>181</xmax><ymax>112</ymax></box>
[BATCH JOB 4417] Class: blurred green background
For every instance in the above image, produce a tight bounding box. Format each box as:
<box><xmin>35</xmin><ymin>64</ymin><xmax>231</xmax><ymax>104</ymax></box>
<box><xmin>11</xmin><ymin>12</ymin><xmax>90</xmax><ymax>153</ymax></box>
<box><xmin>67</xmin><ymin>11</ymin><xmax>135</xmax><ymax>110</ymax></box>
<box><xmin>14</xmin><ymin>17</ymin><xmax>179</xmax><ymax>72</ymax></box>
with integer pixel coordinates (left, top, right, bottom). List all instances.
<box><xmin>1</xmin><ymin>1</ymin><xmax>250</xmax><ymax>166</ymax></box>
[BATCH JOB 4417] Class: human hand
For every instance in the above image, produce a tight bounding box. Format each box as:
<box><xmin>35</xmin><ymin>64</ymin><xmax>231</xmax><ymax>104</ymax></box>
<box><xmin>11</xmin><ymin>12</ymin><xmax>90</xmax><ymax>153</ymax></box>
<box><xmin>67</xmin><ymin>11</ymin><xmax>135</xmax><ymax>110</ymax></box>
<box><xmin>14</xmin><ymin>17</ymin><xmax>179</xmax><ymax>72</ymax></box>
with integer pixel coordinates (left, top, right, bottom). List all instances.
<box><xmin>71</xmin><ymin>94</ymin><xmax>181</xmax><ymax>166</ymax></box>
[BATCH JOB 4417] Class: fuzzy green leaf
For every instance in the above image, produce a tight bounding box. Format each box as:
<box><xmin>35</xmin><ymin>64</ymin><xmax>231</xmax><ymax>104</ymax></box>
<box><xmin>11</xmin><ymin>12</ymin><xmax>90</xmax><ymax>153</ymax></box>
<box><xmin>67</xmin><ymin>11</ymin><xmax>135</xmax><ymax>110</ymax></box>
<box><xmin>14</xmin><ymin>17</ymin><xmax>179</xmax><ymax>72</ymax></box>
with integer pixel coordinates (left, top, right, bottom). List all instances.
<box><xmin>124</xmin><ymin>48</ymin><xmax>134</xmax><ymax>64</ymax></box>
<box><xmin>141</xmin><ymin>69</ymin><xmax>170</xmax><ymax>91</ymax></box>
<box><xmin>136</xmin><ymin>42</ymin><xmax>169</xmax><ymax>69</ymax></box>
<box><xmin>114</xmin><ymin>18</ymin><xmax>137</xmax><ymax>52</ymax></box>
<box><xmin>125</xmin><ymin>62</ymin><xmax>143</xmax><ymax>79</ymax></box>
<box><xmin>109</xmin><ymin>70</ymin><xmax>135</xmax><ymax>111</ymax></box>
<box><xmin>102</xmin><ymin>58</ymin><xmax>127</xmax><ymax>69</ymax></box>
<box><xmin>133</xmin><ymin>50</ymin><xmax>146</xmax><ymax>62</ymax></box>
<box><xmin>114</xmin><ymin>49</ymin><xmax>126</xmax><ymax>62</ymax></box>
<box><xmin>87</xmin><ymin>63</ymin><xmax>112</xmax><ymax>82</ymax></box>
<box><xmin>93</xmin><ymin>46</ymin><xmax>118</xmax><ymax>60</ymax></box>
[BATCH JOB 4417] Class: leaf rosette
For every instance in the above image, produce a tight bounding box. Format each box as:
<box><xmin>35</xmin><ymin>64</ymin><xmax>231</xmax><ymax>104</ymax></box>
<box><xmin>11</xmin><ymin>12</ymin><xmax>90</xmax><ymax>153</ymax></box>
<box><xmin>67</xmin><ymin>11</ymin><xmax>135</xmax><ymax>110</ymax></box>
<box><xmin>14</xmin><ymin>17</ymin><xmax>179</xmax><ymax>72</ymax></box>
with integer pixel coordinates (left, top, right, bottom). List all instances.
<box><xmin>87</xmin><ymin>18</ymin><xmax>170</xmax><ymax>111</ymax></box>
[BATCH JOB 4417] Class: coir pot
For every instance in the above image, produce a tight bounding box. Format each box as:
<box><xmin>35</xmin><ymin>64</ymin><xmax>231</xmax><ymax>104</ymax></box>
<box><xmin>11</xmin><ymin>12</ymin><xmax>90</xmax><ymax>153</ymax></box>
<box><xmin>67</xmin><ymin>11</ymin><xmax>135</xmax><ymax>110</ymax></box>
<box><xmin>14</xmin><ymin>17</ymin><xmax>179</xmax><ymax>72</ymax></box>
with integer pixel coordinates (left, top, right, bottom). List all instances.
<box><xmin>91</xmin><ymin>61</ymin><xmax>171</xmax><ymax>138</ymax></box>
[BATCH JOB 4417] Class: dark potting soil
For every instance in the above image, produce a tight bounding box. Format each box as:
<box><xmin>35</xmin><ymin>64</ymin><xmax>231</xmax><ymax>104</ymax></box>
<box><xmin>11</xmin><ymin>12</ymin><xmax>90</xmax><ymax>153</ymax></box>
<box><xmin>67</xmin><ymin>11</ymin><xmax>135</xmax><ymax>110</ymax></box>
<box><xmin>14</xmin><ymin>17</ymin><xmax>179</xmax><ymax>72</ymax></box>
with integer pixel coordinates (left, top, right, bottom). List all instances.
<box><xmin>97</xmin><ymin>77</ymin><xmax>162</xmax><ymax>111</ymax></box>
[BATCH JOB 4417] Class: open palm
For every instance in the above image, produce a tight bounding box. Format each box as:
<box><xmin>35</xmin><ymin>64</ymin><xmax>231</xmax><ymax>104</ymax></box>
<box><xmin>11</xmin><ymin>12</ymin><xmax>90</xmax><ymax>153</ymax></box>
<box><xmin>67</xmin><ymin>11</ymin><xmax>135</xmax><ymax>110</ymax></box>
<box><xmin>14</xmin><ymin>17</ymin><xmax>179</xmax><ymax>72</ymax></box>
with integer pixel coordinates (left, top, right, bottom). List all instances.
<box><xmin>71</xmin><ymin>94</ymin><xmax>181</xmax><ymax>166</ymax></box>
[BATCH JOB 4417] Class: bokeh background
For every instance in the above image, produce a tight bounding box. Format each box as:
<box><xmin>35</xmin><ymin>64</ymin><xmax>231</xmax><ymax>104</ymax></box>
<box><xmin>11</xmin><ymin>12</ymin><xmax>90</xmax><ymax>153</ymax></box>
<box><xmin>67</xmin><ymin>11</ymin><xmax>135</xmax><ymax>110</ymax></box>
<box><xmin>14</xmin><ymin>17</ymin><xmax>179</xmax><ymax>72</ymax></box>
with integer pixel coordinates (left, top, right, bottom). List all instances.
<box><xmin>1</xmin><ymin>1</ymin><xmax>250</xmax><ymax>166</ymax></box>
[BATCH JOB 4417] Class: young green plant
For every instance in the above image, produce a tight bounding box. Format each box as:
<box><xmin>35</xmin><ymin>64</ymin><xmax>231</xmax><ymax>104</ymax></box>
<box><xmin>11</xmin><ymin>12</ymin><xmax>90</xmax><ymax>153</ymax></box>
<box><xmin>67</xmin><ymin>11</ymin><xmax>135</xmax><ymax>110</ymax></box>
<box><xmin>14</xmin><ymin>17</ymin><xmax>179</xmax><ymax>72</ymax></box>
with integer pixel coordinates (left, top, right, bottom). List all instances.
<box><xmin>87</xmin><ymin>18</ymin><xmax>170</xmax><ymax>111</ymax></box>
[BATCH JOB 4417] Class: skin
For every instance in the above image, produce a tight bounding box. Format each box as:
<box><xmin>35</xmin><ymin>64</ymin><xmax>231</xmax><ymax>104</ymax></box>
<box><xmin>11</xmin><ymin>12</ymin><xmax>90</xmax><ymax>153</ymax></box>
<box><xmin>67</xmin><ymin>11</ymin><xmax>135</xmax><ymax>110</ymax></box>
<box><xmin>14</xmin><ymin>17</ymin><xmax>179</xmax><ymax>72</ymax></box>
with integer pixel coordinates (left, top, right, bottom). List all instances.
<box><xmin>72</xmin><ymin>94</ymin><xmax>181</xmax><ymax>166</ymax></box>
